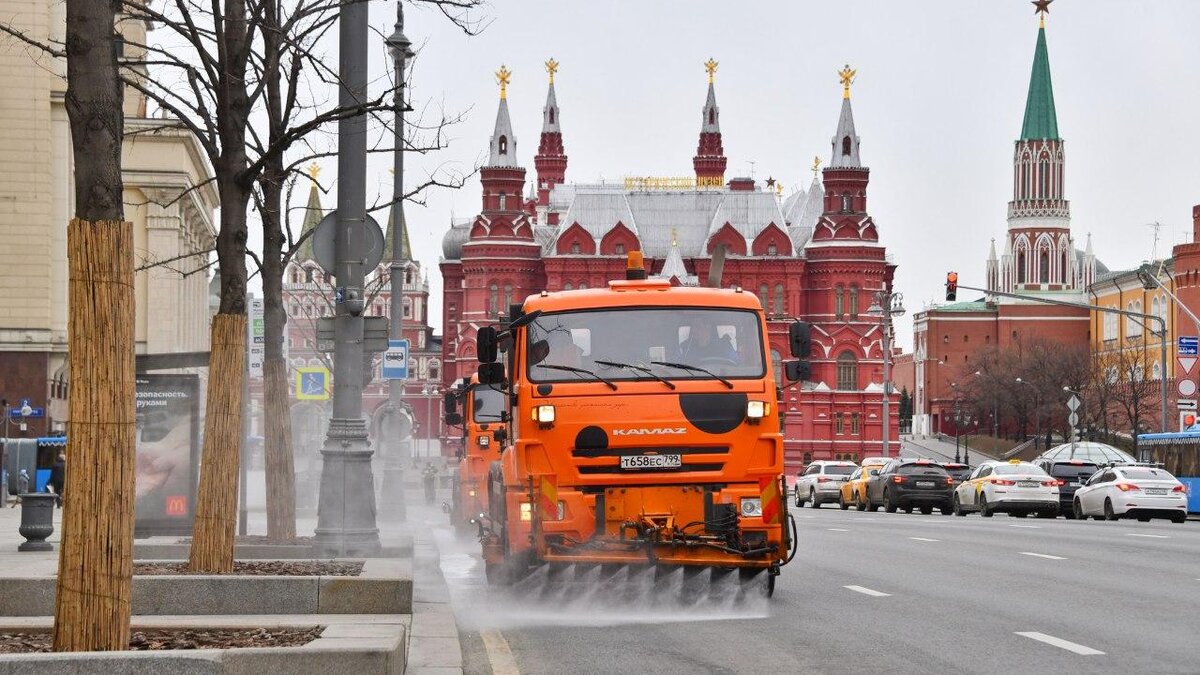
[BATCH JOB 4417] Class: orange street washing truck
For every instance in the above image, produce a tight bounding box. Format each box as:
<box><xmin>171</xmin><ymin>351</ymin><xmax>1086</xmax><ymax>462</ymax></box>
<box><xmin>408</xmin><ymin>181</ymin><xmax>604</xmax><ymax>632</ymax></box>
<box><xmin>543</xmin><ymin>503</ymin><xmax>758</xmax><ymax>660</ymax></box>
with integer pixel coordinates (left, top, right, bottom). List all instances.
<box><xmin>444</xmin><ymin>375</ymin><xmax>507</xmax><ymax>531</ymax></box>
<box><xmin>473</xmin><ymin>252</ymin><xmax>801</xmax><ymax>597</ymax></box>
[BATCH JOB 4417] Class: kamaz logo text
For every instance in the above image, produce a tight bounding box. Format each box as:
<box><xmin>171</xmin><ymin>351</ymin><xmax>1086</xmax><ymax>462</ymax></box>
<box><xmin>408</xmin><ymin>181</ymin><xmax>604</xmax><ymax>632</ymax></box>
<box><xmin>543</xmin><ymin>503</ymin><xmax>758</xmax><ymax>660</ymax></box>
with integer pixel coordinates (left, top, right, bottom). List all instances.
<box><xmin>611</xmin><ymin>427</ymin><xmax>687</xmax><ymax>436</ymax></box>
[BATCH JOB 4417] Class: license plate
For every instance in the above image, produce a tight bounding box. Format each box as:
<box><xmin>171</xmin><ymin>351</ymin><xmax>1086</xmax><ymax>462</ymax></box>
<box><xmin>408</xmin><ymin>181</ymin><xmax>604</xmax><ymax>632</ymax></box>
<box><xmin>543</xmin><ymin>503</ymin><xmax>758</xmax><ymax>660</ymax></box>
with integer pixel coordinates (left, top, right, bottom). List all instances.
<box><xmin>1018</xmin><ymin>481</ymin><xmax>1040</xmax><ymax>488</ymax></box>
<box><xmin>619</xmin><ymin>454</ymin><xmax>682</xmax><ymax>470</ymax></box>
<box><xmin>916</xmin><ymin>481</ymin><xmax>934</xmax><ymax>488</ymax></box>
<box><xmin>1144</xmin><ymin>488</ymin><xmax>1167</xmax><ymax>495</ymax></box>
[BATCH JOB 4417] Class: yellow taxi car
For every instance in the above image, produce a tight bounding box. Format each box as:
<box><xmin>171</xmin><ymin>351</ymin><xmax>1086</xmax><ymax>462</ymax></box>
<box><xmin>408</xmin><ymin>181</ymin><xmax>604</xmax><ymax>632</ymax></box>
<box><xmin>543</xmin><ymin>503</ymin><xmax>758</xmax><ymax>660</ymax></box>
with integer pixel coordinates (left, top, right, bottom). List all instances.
<box><xmin>839</xmin><ymin>463</ymin><xmax>881</xmax><ymax>511</ymax></box>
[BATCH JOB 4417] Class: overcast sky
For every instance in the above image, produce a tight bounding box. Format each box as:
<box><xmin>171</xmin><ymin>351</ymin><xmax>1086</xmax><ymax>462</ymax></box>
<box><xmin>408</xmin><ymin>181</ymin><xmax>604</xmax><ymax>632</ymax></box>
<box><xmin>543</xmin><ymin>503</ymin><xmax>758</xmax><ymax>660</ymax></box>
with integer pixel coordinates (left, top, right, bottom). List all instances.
<box><xmin>293</xmin><ymin>0</ymin><xmax>1200</xmax><ymax>351</ymax></box>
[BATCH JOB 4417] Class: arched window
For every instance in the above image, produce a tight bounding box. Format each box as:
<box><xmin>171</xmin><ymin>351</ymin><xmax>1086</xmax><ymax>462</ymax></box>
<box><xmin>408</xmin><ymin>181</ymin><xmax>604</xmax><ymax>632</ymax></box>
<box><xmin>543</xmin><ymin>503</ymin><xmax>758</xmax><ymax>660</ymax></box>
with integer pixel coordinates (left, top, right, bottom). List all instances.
<box><xmin>548</xmin><ymin>109</ymin><xmax>555</xmax><ymax>125</ymax></box>
<box><xmin>1060</xmin><ymin>251</ymin><xmax>1068</xmax><ymax>284</ymax></box>
<box><xmin>304</xmin><ymin>304</ymin><xmax>313</xmax><ymax>317</ymax></box>
<box><xmin>836</xmin><ymin>351</ymin><xmax>857</xmax><ymax>391</ymax></box>
<box><xmin>405</xmin><ymin>269</ymin><xmax>413</xmax><ymax>284</ymax></box>
<box><xmin>767</xmin><ymin>242</ymin><xmax>777</xmax><ymax>256</ymax></box>
<box><xmin>770</xmin><ymin>348</ymin><xmax>782</xmax><ymax>385</ymax></box>
<box><xmin>488</xmin><ymin>283</ymin><xmax>498</xmax><ymax>314</ymax></box>
<box><xmin>759</xmin><ymin>284</ymin><xmax>769</xmax><ymax>308</ymax></box>
<box><xmin>774</xmin><ymin>283</ymin><xmax>785</xmax><ymax>316</ymax></box>
<box><xmin>503</xmin><ymin>284</ymin><xmax>513</xmax><ymax>310</ymax></box>
<box><xmin>562</xmin><ymin>282</ymin><xmax>572</xmax><ymax>291</ymax></box>
<box><xmin>615</xmin><ymin>243</ymin><xmax>625</xmax><ymax>255</ymax></box>
<box><xmin>578</xmin><ymin>282</ymin><xmax>588</xmax><ymax>290</ymax></box>
<box><xmin>1039</xmin><ymin>160</ymin><xmax>1050</xmax><ymax>197</ymax></box>
<box><xmin>708</xmin><ymin>108</ymin><xmax>715</xmax><ymax>125</ymax></box>
<box><xmin>1127</xmin><ymin>300</ymin><xmax>1144</xmax><ymax>338</ymax></box>
<box><xmin>849</xmin><ymin>284</ymin><xmax>859</xmax><ymax>319</ymax></box>
<box><xmin>1152</xmin><ymin>361</ymin><xmax>1162</xmax><ymax>381</ymax></box>
<box><xmin>842</xmin><ymin>136</ymin><xmax>852</xmax><ymax>156</ymax></box>
<box><xmin>570</xmin><ymin>241</ymin><xmax>581</xmax><ymax>254</ymax></box>
<box><xmin>834</xmin><ymin>285</ymin><xmax>844</xmax><ymax>319</ymax></box>
<box><xmin>403</xmin><ymin>298</ymin><xmax>412</xmax><ymax>319</ymax></box>
<box><xmin>1039</xmin><ymin>251</ymin><xmax>1049</xmax><ymax>283</ymax></box>
<box><xmin>841</xmin><ymin>195</ymin><xmax>852</xmax><ymax>212</ymax></box>
<box><xmin>305</xmin><ymin>267</ymin><xmax>314</xmax><ymax>283</ymax></box>
<box><xmin>499</xmin><ymin>193</ymin><xmax>506</xmax><ymax>210</ymax></box>
<box><xmin>1017</xmin><ymin>250</ymin><xmax>1027</xmax><ymax>284</ymax></box>
<box><xmin>498</xmin><ymin>135</ymin><xmax>507</xmax><ymax>155</ymax></box>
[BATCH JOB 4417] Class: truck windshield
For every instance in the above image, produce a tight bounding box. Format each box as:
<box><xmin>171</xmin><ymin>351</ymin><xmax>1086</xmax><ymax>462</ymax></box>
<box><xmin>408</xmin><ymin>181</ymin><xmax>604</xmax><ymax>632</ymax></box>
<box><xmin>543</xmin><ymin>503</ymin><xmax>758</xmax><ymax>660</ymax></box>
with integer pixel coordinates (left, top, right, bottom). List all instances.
<box><xmin>526</xmin><ymin>307</ymin><xmax>765</xmax><ymax>383</ymax></box>
<box><xmin>472</xmin><ymin>386</ymin><xmax>505</xmax><ymax>424</ymax></box>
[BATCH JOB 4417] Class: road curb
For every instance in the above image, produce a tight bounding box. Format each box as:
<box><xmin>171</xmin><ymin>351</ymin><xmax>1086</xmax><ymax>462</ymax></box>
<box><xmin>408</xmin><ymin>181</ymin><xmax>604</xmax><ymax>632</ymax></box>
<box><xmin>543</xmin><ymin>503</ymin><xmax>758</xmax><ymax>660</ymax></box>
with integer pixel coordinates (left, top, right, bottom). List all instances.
<box><xmin>405</xmin><ymin>535</ymin><xmax>464</xmax><ymax>673</ymax></box>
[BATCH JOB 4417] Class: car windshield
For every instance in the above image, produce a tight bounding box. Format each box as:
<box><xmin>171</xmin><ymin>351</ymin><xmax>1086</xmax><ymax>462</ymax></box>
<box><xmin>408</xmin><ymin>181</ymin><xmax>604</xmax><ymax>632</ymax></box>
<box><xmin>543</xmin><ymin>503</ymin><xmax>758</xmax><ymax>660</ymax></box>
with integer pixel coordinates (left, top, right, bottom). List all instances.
<box><xmin>526</xmin><ymin>307</ymin><xmax>765</xmax><ymax>383</ymax></box>
<box><xmin>472</xmin><ymin>386</ymin><xmax>505</xmax><ymax>424</ymax></box>
<box><xmin>825</xmin><ymin>465</ymin><xmax>855</xmax><ymax>475</ymax></box>
<box><xmin>899</xmin><ymin>464</ymin><xmax>949</xmax><ymax>476</ymax></box>
<box><xmin>1050</xmin><ymin>463</ymin><xmax>1097</xmax><ymax>479</ymax></box>
<box><xmin>993</xmin><ymin>464</ymin><xmax>1047</xmax><ymax>476</ymax></box>
<box><xmin>1118</xmin><ymin>467</ymin><xmax>1175</xmax><ymax>480</ymax></box>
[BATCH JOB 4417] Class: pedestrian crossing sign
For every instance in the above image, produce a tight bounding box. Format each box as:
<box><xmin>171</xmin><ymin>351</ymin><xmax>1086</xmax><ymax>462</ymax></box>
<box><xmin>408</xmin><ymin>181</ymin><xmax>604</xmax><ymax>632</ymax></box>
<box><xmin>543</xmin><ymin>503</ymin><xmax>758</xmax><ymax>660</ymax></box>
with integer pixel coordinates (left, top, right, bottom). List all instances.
<box><xmin>295</xmin><ymin>367</ymin><xmax>331</xmax><ymax>401</ymax></box>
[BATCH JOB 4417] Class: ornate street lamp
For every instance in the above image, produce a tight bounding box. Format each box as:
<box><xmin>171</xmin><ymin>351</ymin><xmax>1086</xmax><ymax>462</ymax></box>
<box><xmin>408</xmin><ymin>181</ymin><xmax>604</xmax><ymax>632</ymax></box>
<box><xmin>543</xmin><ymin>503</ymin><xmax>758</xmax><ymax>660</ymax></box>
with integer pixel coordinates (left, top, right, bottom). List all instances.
<box><xmin>867</xmin><ymin>291</ymin><xmax>905</xmax><ymax>457</ymax></box>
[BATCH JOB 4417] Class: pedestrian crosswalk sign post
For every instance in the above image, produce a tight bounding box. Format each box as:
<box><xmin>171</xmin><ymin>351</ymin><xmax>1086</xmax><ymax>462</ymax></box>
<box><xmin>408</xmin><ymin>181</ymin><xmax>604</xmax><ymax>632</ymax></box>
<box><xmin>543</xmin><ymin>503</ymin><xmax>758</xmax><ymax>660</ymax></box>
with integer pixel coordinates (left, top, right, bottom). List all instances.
<box><xmin>295</xmin><ymin>367</ymin><xmax>330</xmax><ymax>400</ymax></box>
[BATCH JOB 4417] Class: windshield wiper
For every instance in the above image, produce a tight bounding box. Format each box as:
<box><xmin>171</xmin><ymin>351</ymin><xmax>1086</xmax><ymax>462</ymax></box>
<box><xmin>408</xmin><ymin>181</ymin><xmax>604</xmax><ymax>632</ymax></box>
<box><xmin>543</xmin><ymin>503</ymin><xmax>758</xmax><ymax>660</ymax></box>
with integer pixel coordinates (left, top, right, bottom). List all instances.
<box><xmin>650</xmin><ymin>361</ymin><xmax>733</xmax><ymax>389</ymax></box>
<box><xmin>594</xmin><ymin>360</ymin><xmax>676</xmax><ymax>390</ymax></box>
<box><xmin>535</xmin><ymin>363</ymin><xmax>617</xmax><ymax>390</ymax></box>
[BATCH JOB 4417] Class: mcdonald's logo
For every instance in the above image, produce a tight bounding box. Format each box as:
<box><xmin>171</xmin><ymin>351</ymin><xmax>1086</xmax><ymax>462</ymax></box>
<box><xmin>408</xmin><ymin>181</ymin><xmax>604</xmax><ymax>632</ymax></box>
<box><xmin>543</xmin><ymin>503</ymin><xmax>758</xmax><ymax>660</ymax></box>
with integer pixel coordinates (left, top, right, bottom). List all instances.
<box><xmin>165</xmin><ymin>495</ymin><xmax>188</xmax><ymax>516</ymax></box>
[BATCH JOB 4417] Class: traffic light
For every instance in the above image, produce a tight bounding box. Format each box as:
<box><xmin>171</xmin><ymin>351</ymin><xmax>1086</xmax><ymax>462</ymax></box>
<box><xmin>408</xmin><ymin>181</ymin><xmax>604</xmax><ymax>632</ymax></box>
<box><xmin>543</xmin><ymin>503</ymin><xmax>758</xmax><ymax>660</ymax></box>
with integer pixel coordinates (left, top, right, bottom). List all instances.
<box><xmin>785</xmin><ymin>321</ymin><xmax>813</xmax><ymax>383</ymax></box>
<box><xmin>945</xmin><ymin>271</ymin><xmax>958</xmax><ymax>302</ymax></box>
<box><xmin>1186</xmin><ymin>414</ymin><xmax>1196</xmax><ymax>428</ymax></box>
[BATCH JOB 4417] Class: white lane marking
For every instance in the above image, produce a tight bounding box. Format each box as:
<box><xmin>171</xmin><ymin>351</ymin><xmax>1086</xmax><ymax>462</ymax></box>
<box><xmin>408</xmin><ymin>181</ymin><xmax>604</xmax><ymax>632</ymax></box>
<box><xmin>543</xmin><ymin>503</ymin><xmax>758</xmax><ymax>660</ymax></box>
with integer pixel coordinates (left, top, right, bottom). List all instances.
<box><xmin>1015</xmin><ymin>632</ymin><xmax>1105</xmax><ymax>656</ymax></box>
<box><xmin>844</xmin><ymin>585</ymin><xmax>891</xmax><ymax>597</ymax></box>
<box><xmin>481</xmin><ymin>629</ymin><xmax>522</xmax><ymax>675</ymax></box>
<box><xmin>1008</xmin><ymin>524</ymin><xmax>1041</xmax><ymax>529</ymax></box>
<box><xmin>908</xmin><ymin>537</ymin><xmax>940</xmax><ymax>542</ymax></box>
<box><xmin>1126</xmin><ymin>533</ymin><xmax>1170</xmax><ymax>539</ymax></box>
<box><xmin>827</xmin><ymin>528</ymin><xmax>850</xmax><ymax>532</ymax></box>
<box><xmin>1019</xmin><ymin>552</ymin><xmax>1067</xmax><ymax>560</ymax></box>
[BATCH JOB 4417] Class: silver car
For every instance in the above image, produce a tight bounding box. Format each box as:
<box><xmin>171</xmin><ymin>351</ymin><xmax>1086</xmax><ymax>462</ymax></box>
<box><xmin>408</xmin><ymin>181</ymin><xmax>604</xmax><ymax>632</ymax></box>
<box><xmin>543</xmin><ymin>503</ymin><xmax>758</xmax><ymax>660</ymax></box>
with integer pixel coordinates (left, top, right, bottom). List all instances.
<box><xmin>795</xmin><ymin>461</ymin><xmax>857</xmax><ymax>508</ymax></box>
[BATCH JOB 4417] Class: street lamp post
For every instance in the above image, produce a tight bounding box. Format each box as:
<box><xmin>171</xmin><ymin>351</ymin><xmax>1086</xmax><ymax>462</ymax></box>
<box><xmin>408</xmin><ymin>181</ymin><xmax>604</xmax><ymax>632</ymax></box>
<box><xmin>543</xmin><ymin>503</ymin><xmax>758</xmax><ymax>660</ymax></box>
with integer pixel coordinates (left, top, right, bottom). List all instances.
<box><xmin>867</xmin><ymin>291</ymin><xmax>905</xmax><ymax>458</ymax></box>
<box><xmin>1138</xmin><ymin>263</ymin><xmax>1191</xmax><ymax>437</ymax></box>
<box><xmin>314</xmin><ymin>0</ymin><xmax>380</xmax><ymax>557</ymax></box>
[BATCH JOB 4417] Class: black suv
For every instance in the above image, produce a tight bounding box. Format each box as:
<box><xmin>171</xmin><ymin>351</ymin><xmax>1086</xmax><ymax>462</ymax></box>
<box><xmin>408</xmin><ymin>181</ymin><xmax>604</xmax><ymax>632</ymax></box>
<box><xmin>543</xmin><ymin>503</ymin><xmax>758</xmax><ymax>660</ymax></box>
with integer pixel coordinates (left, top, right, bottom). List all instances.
<box><xmin>1034</xmin><ymin>458</ymin><xmax>1098</xmax><ymax>518</ymax></box>
<box><xmin>864</xmin><ymin>459</ymin><xmax>954</xmax><ymax>515</ymax></box>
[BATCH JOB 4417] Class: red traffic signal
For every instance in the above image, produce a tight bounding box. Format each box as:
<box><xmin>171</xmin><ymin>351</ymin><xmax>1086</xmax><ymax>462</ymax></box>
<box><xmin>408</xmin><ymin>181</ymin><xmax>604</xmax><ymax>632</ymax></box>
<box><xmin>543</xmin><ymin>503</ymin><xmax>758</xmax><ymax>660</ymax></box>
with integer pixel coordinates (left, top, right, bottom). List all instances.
<box><xmin>945</xmin><ymin>271</ymin><xmax>958</xmax><ymax>302</ymax></box>
<box><xmin>1186</xmin><ymin>414</ymin><xmax>1196</xmax><ymax>428</ymax></box>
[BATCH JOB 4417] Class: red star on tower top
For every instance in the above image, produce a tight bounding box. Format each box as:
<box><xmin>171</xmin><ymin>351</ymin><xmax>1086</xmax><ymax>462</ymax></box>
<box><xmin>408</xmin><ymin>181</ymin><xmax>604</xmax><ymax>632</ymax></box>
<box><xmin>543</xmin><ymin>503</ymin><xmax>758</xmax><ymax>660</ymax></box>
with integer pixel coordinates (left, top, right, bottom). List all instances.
<box><xmin>1032</xmin><ymin>0</ymin><xmax>1052</xmax><ymax>16</ymax></box>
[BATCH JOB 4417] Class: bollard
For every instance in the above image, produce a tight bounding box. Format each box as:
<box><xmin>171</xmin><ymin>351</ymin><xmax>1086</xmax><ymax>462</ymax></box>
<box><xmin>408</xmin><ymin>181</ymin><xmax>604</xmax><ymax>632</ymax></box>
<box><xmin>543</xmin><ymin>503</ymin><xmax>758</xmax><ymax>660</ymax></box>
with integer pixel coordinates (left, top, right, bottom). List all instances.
<box><xmin>17</xmin><ymin>493</ymin><xmax>56</xmax><ymax>551</ymax></box>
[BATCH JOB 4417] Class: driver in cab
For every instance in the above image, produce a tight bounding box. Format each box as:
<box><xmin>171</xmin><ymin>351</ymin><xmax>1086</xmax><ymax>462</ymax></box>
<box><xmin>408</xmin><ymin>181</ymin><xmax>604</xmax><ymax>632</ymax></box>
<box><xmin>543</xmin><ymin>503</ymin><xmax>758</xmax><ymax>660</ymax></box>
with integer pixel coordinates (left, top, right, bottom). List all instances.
<box><xmin>674</xmin><ymin>315</ymin><xmax>736</xmax><ymax>362</ymax></box>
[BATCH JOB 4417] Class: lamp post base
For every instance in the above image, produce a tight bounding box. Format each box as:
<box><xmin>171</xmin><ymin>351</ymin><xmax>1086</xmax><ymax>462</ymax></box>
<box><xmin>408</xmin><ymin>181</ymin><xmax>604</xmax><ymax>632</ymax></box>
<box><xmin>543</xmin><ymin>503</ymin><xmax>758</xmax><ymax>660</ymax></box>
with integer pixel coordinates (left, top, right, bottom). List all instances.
<box><xmin>313</xmin><ymin>417</ymin><xmax>381</xmax><ymax>557</ymax></box>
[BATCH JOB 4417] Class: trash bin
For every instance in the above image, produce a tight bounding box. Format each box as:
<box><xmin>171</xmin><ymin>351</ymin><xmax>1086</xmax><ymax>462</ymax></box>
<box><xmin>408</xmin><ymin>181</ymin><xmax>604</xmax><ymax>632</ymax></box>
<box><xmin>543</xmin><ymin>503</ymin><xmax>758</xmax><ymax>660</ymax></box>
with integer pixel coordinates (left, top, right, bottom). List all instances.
<box><xmin>18</xmin><ymin>493</ymin><xmax>56</xmax><ymax>552</ymax></box>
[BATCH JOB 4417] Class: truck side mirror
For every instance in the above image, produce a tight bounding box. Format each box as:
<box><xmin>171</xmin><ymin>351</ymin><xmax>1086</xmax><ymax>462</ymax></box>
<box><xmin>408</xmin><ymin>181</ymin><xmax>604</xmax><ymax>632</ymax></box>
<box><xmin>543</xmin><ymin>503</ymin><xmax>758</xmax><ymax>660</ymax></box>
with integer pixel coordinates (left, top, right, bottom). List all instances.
<box><xmin>478</xmin><ymin>362</ymin><xmax>504</xmax><ymax>385</ymax></box>
<box><xmin>443</xmin><ymin>391</ymin><xmax>457</xmax><ymax>415</ymax></box>
<box><xmin>788</xmin><ymin>321</ymin><xmax>812</xmax><ymax>358</ymax></box>
<box><xmin>444</xmin><ymin>412</ymin><xmax>463</xmax><ymax>426</ymax></box>
<box><xmin>477</xmin><ymin>326</ymin><xmax>498</xmax><ymax>363</ymax></box>
<box><xmin>493</xmin><ymin>428</ymin><xmax>507</xmax><ymax>444</ymax></box>
<box><xmin>785</xmin><ymin>360</ymin><xmax>810</xmax><ymax>382</ymax></box>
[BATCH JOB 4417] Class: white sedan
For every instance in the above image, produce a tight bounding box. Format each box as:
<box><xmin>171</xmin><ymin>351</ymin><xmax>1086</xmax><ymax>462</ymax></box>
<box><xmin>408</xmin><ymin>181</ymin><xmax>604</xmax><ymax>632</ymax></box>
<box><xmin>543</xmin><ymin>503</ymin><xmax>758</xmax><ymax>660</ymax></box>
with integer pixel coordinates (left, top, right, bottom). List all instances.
<box><xmin>1072</xmin><ymin>465</ymin><xmax>1189</xmax><ymax>523</ymax></box>
<box><xmin>953</xmin><ymin>460</ymin><xmax>1060</xmax><ymax>518</ymax></box>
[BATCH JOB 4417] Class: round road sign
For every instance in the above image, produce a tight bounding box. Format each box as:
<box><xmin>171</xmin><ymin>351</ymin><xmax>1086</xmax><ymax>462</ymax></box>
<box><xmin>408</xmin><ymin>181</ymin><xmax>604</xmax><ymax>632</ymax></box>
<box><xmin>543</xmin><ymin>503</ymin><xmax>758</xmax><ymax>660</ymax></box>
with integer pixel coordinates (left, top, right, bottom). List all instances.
<box><xmin>1178</xmin><ymin>379</ymin><xmax>1197</xmax><ymax>397</ymax></box>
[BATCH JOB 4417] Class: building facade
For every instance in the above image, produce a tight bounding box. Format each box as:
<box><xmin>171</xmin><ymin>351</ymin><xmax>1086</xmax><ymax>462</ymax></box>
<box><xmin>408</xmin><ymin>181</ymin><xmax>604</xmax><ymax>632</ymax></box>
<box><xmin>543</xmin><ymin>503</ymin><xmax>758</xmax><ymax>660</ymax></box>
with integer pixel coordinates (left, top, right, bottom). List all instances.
<box><xmin>0</xmin><ymin>5</ymin><xmax>217</xmax><ymax>435</ymax></box>
<box><xmin>440</xmin><ymin>61</ymin><xmax>901</xmax><ymax>466</ymax></box>
<box><xmin>281</xmin><ymin>176</ymin><xmax>443</xmax><ymax>465</ymax></box>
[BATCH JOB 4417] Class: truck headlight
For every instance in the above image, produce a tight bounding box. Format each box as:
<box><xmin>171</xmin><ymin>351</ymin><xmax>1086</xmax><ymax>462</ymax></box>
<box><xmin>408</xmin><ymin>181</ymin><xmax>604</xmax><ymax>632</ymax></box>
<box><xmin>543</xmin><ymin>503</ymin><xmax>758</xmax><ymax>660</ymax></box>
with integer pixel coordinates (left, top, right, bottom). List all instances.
<box><xmin>531</xmin><ymin>405</ymin><xmax>556</xmax><ymax>424</ymax></box>
<box><xmin>519</xmin><ymin>502</ymin><xmax>532</xmax><ymax>522</ymax></box>
<box><xmin>747</xmin><ymin>401</ymin><xmax>769</xmax><ymax>419</ymax></box>
<box><xmin>478</xmin><ymin>435</ymin><xmax>490</xmax><ymax>447</ymax></box>
<box><xmin>740</xmin><ymin>497</ymin><xmax>763</xmax><ymax>517</ymax></box>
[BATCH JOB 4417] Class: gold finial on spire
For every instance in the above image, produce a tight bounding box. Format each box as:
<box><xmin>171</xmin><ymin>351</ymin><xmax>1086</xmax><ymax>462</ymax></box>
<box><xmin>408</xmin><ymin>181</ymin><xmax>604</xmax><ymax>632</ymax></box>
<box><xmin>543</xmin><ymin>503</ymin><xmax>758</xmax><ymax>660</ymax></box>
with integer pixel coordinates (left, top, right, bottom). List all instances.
<box><xmin>306</xmin><ymin>163</ymin><xmax>321</xmax><ymax>181</ymax></box>
<box><xmin>671</xmin><ymin>227</ymin><xmax>678</xmax><ymax>248</ymax></box>
<box><xmin>838</xmin><ymin>64</ymin><xmax>856</xmax><ymax>99</ymax></box>
<box><xmin>496</xmin><ymin>65</ymin><xmax>512</xmax><ymax>100</ymax></box>
<box><xmin>704</xmin><ymin>58</ymin><xmax>719</xmax><ymax>84</ymax></box>
<box><xmin>1032</xmin><ymin>0</ymin><xmax>1052</xmax><ymax>27</ymax></box>
<box><xmin>545</xmin><ymin>58</ymin><xmax>558</xmax><ymax>84</ymax></box>
<box><xmin>811</xmin><ymin>156</ymin><xmax>822</xmax><ymax>177</ymax></box>
<box><xmin>776</xmin><ymin>182</ymin><xmax>783</xmax><ymax>197</ymax></box>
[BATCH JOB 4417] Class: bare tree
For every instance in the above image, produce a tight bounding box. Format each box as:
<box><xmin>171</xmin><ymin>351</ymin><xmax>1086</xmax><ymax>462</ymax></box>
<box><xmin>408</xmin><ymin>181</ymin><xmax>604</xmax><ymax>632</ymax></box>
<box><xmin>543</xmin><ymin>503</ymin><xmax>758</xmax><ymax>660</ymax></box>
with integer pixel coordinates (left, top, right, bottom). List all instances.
<box><xmin>51</xmin><ymin>0</ymin><xmax>136</xmax><ymax>652</ymax></box>
<box><xmin>1110</xmin><ymin>342</ymin><xmax>1162</xmax><ymax>435</ymax></box>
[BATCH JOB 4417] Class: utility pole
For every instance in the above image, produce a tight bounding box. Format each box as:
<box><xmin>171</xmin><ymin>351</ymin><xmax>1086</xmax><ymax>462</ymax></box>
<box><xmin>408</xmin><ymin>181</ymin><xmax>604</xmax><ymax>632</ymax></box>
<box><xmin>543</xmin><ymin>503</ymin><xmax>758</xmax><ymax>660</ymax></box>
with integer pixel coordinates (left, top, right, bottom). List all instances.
<box><xmin>314</xmin><ymin>0</ymin><xmax>380</xmax><ymax>556</ymax></box>
<box><xmin>378</xmin><ymin>1</ymin><xmax>414</xmax><ymax>522</ymax></box>
<box><xmin>869</xmin><ymin>291</ymin><xmax>905</xmax><ymax>458</ymax></box>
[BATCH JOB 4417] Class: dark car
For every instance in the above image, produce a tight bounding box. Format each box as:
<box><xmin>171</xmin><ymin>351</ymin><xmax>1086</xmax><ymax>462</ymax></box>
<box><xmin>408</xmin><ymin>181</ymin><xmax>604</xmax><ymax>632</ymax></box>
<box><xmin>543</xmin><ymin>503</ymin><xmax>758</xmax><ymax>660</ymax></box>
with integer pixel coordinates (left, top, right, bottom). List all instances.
<box><xmin>1035</xmin><ymin>458</ymin><xmax>1098</xmax><ymax>518</ymax></box>
<box><xmin>941</xmin><ymin>463</ymin><xmax>973</xmax><ymax>488</ymax></box>
<box><xmin>864</xmin><ymin>459</ymin><xmax>954</xmax><ymax>515</ymax></box>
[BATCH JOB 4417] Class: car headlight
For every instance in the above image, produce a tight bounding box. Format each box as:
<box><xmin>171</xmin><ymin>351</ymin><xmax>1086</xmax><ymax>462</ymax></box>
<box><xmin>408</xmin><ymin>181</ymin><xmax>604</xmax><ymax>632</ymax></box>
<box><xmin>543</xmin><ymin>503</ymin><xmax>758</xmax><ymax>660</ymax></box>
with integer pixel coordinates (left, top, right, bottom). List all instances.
<box><xmin>468</xmin><ymin>489</ymin><xmax>476</xmax><ymax>497</ymax></box>
<box><xmin>519</xmin><ymin>502</ymin><xmax>532</xmax><ymax>522</ymax></box>
<box><xmin>747</xmin><ymin>401</ymin><xmax>769</xmax><ymax>419</ymax></box>
<box><xmin>478</xmin><ymin>435</ymin><xmax>490</xmax><ymax>447</ymax></box>
<box><xmin>531</xmin><ymin>405</ymin><xmax>556</xmax><ymax>424</ymax></box>
<box><xmin>740</xmin><ymin>497</ymin><xmax>763</xmax><ymax>517</ymax></box>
